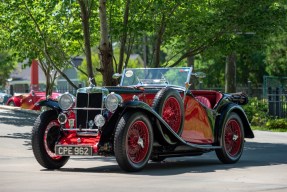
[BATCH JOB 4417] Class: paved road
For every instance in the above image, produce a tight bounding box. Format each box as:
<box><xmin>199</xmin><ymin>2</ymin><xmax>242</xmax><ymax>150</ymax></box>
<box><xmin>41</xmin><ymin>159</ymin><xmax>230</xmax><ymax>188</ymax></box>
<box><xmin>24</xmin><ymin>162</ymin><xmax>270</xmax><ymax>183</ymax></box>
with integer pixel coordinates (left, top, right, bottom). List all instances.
<box><xmin>0</xmin><ymin>108</ymin><xmax>287</xmax><ymax>192</ymax></box>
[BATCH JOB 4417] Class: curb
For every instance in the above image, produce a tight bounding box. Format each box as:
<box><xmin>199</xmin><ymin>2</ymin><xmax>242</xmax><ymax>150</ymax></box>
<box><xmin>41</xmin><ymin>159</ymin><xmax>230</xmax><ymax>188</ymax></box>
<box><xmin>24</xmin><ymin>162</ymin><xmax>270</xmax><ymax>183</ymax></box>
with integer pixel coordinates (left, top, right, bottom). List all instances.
<box><xmin>0</xmin><ymin>105</ymin><xmax>40</xmax><ymax>116</ymax></box>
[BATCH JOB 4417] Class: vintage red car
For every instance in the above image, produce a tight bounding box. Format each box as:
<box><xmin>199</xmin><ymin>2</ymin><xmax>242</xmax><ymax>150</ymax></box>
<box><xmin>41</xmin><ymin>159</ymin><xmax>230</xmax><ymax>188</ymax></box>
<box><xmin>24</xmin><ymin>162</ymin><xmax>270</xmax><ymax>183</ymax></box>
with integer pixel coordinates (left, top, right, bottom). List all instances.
<box><xmin>6</xmin><ymin>90</ymin><xmax>61</xmax><ymax>110</ymax></box>
<box><xmin>31</xmin><ymin>67</ymin><xmax>254</xmax><ymax>172</ymax></box>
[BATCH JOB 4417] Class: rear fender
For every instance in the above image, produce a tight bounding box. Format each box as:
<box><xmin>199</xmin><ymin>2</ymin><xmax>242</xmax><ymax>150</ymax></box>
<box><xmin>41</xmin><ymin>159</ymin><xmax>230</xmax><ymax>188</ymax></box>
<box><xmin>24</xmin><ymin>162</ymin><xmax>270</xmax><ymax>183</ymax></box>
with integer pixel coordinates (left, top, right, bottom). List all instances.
<box><xmin>6</xmin><ymin>97</ymin><xmax>21</xmax><ymax>106</ymax></box>
<box><xmin>215</xmin><ymin>103</ymin><xmax>254</xmax><ymax>144</ymax></box>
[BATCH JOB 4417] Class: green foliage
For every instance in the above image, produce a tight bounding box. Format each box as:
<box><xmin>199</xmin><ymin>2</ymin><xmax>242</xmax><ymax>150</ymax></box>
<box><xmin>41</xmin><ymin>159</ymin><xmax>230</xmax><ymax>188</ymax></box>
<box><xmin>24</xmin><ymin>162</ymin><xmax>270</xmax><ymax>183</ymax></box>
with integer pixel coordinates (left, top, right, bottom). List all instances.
<box><xmin>243</xmin><ymin>97</ymin><xmax>268</xmax><ymax>126</ymax></box>
<box><xmin>244</xmin><ymin>97</ymin><xmax>287</xmax><ymax>131</ymax></box>
<box><xmin>0</xmin><ymin>0</ymin><xmax>92</xmax><ymax>90</ymax></box>
<box><xmin>0</xmin><ymin>52</ymin><xmax>17</xmax><ymax>87</ymax></box>
<box><xmin>265</xmin><ymin>29</ymin><xmax>287</xmax><ymax>77</ymax></box>
<box><xmin>266</xmin><ymin>118</ymin><xmax>287</xmax><ymax>129</ymax></box>
<box><xmin>1</xmin><ymin>0</ymin><xmax>287</xmax><ymax>89</ymax></box>
<box><xmin>79</xmin><ymin>52</ymin><xmax>103</xmax><ymax>86</ymax></box>
<box><xmin>79</xmin><ymin>47</ymin><xmax>144</xmax><ymax>86</ymax></box>
<box><xmin>192</xmin><ymin>0</ymin><xmax>287</xmax><ymax>87</ymax></box>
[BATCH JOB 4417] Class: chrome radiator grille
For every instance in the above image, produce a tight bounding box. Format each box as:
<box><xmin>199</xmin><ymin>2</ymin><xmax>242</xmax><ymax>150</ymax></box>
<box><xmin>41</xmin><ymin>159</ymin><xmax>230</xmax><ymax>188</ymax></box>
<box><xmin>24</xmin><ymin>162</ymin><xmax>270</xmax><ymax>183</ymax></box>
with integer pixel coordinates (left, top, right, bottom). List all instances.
<box><xmin>76</xmin><ymin>92</ymin><xmax>102</xmax><ymax>128</ymax></box>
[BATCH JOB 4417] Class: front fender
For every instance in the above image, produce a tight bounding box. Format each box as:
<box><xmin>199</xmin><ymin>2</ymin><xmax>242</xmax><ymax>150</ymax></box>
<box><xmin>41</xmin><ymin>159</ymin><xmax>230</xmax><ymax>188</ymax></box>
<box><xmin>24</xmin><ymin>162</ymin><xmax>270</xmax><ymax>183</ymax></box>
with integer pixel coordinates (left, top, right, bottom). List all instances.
<box><xmin>35</xmin><ymin>99</ymin><xmax>62</xmax><ymax>113</ymax></box>
<box><xmin>123</xmin><ymin>100</ymin><xmax>182</xmax><ymax>145</ymax></box>
<box><xmin>99</xmin><ymin>100</ymin><xmax>222</xmax><ymax>151</ymax></box>
<box><xmin>99</xmin><ymin>100</ymin><xmax>181</xmax><ymax>147</ymax></box>
<box><xmin>215</xmin><ymin>103</ymin><xmax>254</xmax><ymax>144</ymax></box>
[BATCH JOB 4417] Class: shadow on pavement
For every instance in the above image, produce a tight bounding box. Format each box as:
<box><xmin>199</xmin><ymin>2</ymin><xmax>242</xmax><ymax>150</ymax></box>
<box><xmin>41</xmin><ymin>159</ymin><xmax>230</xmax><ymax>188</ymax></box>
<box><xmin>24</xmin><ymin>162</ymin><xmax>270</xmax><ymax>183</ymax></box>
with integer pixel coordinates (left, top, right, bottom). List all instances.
<box><xmin>56</xmin><ymin>141</ymin><xmax>287</xmax><ymax>176</ymax></box>
<box><xmin>0</xmin><ymin>110</ymin><xmax>37</xmax><ymax>127</ymax></box>
<box><xmin>0</xmin><ymin>110</ymin><xmax>35</xmax><ymax>149</ymax></box>
<box><xmin>2</xmin><ymin>110</ymin><xmax>286</xmax><ymax>176</ymax></box>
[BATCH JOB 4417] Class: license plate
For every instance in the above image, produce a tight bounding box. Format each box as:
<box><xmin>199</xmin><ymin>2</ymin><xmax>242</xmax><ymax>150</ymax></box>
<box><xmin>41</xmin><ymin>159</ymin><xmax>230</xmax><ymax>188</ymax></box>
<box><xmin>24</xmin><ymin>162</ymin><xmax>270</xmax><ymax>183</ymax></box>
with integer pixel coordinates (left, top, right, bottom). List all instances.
<box><xmin>55</xmin><ymin>145</ymin><xmax>93</xmax><ymax>156</ymax></box>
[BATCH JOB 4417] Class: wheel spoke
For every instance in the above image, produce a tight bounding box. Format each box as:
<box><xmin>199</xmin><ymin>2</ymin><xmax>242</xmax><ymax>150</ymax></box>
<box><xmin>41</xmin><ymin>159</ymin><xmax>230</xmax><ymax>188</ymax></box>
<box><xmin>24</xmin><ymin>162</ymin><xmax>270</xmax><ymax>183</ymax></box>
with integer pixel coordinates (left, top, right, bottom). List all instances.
<box><xmin>127</xmin><ymin>120</ymin><xmax>149</xmax><ymax>164</ymax></box>
<box><xmin>224</xmin><ymin>119</ymin><xmax>242</xmax><ymax>157</ymax></box>
<box><xmin>162</xmin><ymin>97</ymin><xmax>181</xmax><ymax>133</ymax></box>
<box><xmin>44</xmin><ymin>120</ymin><xmax>62</xmax><ymax>160</ymax></box>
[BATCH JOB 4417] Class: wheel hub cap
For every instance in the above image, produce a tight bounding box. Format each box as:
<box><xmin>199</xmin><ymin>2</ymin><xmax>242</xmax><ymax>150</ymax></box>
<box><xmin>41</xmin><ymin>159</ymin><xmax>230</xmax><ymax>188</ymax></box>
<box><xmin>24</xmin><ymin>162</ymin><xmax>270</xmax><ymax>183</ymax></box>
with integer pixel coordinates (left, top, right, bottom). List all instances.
<box><xmin>232</xmin><ymin>134</ymin><xmax>239</xmax><ymax>141</ymax></box>
<box><xmin>137</xmin><ymin>137</ymin><xmax>144</xmax><ymax>148</ymax></box>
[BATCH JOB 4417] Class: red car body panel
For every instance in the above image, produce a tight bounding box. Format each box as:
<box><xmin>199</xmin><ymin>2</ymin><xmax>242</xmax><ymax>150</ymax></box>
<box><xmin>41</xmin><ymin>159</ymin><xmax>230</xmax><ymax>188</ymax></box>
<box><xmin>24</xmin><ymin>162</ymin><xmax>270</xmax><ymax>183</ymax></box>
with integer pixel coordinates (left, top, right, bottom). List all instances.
<box><xmin>6</xmin><ymin>91</ymin><xmax>61</xmax><ymax>110</ymax></box>
<box><xmin>56</xmin><ymin>90</ymin><xmax>216</xmax><ymax>148</ymax></box>
<box><xmin>182</xmin><ymin>96</ymin><xmax>213</xmax><ymax>144</ymax></box>
<box><xmin>118</xmin><ymin>90</ymin><xmax>216</xmax><ymax>144</ymax></box>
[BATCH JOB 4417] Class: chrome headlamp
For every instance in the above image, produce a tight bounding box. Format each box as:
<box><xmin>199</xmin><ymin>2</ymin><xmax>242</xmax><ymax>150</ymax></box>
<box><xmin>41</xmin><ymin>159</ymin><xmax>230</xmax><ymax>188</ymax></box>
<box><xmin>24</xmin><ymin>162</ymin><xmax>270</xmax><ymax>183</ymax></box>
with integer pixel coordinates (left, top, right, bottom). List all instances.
<box><xmin>105</xmin><ymin>92</ymin><xmax>122</xmax><ymax>112</ymax></box>
<box><xmin>58</xmin><ymin>93</ymin><xmax>75</xmax><ymax>110</ymax></box>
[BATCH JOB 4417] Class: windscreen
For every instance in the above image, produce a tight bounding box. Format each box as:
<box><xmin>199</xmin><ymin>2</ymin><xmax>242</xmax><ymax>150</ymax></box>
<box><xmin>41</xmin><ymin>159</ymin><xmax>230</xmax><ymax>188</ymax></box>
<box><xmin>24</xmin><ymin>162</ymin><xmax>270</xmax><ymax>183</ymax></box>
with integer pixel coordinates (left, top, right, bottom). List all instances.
<box><xmin>120</xmin><ymin>67</ymin><xmax>192</xmax><ymax>88</ymax></box>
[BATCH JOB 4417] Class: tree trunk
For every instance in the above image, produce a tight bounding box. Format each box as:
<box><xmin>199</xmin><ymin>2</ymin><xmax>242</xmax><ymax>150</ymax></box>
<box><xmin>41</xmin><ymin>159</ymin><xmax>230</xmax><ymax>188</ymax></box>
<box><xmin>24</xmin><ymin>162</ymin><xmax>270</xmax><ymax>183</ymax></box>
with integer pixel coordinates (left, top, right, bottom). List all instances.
<box><xmin>99</xmin><ymin>0</ymin><xmax>116</xmax><ymax>86</ymax></box>
<box><xmin>46</xmin><ymin>73</ymin><xmax>52</xmax><ymax>96</ymax></box>
<box><xmin>154</xmin><ymin>15</ymin><xmax>165</xmax><ymax>68</ymax></box>
<box><xmin>225</xmin><ymin>52</ymin><xmax>237</xmax><ymax>93</ymax></box>
<box><xmin>78</xmin><ymin>0</ymin><xmax>96</xmax><ymax>86</ymax></box>
<box><xmin>143</xmin><ymin>35</ymin><xmax>148</xmax><ymax>68</ymax></box>
<box><xmin>118</xmin><ymin>0</ymin><xmax>130</xmax><ymax>74</ymax></box>
<box><xmin>187</xmin><ymin>55</ymin><xmax>194</xmax><ymax>68</ymax></box>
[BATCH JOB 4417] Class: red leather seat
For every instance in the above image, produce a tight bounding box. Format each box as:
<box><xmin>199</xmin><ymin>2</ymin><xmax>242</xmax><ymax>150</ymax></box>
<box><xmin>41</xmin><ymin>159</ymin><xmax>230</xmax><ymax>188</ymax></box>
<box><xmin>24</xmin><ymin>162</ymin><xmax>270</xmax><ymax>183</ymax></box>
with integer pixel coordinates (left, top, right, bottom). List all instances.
<box><xmin>195</xmin><ymin>96</ymin><xmax>212</xmax><ymax>108</ymax></box>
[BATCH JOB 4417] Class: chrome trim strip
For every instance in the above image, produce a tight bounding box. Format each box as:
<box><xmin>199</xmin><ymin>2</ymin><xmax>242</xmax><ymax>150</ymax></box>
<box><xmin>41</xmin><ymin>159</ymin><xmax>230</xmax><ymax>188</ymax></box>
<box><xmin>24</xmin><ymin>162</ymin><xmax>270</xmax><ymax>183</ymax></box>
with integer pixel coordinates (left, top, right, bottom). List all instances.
<box><xmin>73</xmin><ymin>107</ymin><xmax>104</xmax><ymax>110</ymax></box>
<box><xmin>76</xmin><ymin>132</ymin><xmax>98</xmax><ymax>137</ymax></box>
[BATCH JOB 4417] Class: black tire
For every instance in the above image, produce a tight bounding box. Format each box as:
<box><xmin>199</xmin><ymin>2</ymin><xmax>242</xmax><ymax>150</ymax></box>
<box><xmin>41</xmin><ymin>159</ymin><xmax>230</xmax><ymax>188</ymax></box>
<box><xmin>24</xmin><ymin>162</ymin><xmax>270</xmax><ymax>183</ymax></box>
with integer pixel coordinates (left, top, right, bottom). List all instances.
<box><xmin>215</xmin><ymin>112</ymin><xmax>245</xmax><ymax>164</ymax></box>
<box><xmin>32</xmin><ymin>110</ymin><xmax>69</xmax><ymax>169</ymax></box>
<box><xmin>152</xmin><ymin>88</ymin><xmax>184</xmax><ymax>135</ymax></box>
<box><xmin>114</xmin><ymin>111</ymin><xmax>153</xmax><ymax>172</ymax></box>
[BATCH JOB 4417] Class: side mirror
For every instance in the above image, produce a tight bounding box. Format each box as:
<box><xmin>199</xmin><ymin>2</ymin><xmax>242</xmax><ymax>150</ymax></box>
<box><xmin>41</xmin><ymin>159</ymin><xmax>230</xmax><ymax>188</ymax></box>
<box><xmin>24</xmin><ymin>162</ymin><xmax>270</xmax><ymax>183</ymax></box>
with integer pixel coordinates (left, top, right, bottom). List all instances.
<box><xmin>31</xmin><ymin>90</ymin><xmax>35</xmax><ymax>96</ymax></box>
<box><xmin>112</xmin><ymin>73</ymin><xmax>122</xmax><ymax>79</ymax></box>
<box><xmin>194</xmin><ymin>72</ymin><xmax>206</xmax><ymax>79</ymax></box>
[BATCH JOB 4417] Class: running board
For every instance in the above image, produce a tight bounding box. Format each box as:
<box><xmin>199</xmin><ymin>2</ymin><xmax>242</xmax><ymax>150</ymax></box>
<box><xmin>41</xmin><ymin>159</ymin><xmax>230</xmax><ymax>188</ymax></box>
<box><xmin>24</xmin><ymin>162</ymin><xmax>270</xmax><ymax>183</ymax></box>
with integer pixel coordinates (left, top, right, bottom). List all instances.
<box><xmin>174</xmin><ymin>144</ymin><xmax>221</xmax><ymax>151</ymax></box>
<box><xmin>184</xmin><ymin>143</ymin><xmax>221</xmax><ymax>150</ymax></box>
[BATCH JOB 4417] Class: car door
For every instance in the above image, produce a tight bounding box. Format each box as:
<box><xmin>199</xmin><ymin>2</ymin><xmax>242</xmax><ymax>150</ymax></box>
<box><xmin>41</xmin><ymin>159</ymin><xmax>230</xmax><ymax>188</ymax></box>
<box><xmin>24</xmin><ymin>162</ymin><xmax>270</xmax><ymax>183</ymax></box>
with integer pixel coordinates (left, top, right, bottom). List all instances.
<box><xmin>181</xmin><ymin>93</ymin><xmax>214</xmax><ymax>144</ymax></box>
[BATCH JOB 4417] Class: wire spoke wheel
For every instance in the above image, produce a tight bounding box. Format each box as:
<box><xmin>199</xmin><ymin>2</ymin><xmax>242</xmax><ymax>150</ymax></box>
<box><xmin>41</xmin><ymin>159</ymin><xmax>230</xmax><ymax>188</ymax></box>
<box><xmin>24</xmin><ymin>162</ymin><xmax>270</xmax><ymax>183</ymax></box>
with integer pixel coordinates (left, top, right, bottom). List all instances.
<box><xmin>127</xmin><ymin>121</ymin><xmax>149</xmax><ymax>163</ymax></box>
<box><xmin>32</xmin><ymin>110</ymin><xmax>69</xmax><ymax>169</ymax></box>
<box><xmin>44</xmin><ymin>120</ymin><xmax>62</xmax><ymax>160</ymax></box>
<box><xmin>162</xmin><ymin>96</ymin><xmax>182</xmax><ymax>133</ymax></box>
<box><xmin>224</xmin><ymin>120</ymin><xmax>242</xmax><ymax>157</ymax></box>
<box><xmin>114</xmin><ymin>112</ymin><xmax>153</xmax><ymax>172</ymax></box>
<box><xmin>216</xmin><ymin>112</ymin><xmax>244</xmax><ymax>164</ymax></box>
<box><xmin>152</xmin><ymin>88</ymin><xmax>184</xmax><ymax>135</ymax></box>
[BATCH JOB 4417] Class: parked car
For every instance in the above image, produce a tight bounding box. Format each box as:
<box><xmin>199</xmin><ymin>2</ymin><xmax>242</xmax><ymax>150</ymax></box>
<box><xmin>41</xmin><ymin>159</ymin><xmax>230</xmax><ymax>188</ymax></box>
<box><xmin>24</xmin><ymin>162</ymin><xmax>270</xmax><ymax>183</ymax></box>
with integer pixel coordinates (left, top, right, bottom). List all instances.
<box><xmin>31</xmin><ymin>67</ymin><xmax>254</xmax><ymax>172</ymax></box>
<box><xmin>0</xmin><ymin>90</ymin><xmax>11</xmax><ymax>105</ymax></box>
<box><xmin>6</xmin><ymin>90</ymin><xmax>61</xmax><ymax>110</ymax></box>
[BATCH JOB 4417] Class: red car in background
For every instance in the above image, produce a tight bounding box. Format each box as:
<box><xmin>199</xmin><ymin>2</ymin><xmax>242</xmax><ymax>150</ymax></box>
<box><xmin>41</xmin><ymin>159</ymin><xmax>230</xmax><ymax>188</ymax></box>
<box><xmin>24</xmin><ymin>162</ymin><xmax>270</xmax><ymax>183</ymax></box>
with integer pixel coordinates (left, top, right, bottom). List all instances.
<box><xmin>6</xmin><ymin>90</ymin><xmax>61</xmax><ymax>110</ymax></box>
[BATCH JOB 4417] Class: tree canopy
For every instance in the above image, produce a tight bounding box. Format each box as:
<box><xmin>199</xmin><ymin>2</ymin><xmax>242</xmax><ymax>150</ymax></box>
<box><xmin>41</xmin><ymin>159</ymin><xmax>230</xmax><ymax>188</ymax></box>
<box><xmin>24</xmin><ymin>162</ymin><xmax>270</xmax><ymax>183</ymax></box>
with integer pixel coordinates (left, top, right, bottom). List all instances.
<box><xmin>0</xmin><ymin>0</ymin><xmax>286</xmax><ymax>90</ymax></box>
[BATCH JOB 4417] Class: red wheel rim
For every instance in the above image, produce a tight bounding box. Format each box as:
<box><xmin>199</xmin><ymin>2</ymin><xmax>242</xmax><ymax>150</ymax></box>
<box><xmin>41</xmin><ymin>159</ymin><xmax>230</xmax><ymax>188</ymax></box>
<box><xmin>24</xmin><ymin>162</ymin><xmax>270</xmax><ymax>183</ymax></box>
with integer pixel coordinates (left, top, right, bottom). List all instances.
<box><xmin>126</xmin><ymin>120</ymin><xmax>149</xmax><ymax>164</ymax></box>
<box><xmin>44</xmin><ymin>120</ymin><xmax>62</xmax><ymax>160</ymax></box>
<box><xmin>224</xmin><ymin>119</ymin><xmax>242</xmax><ymax>157</ymax></box>
<box><xmin>162</xmin><ymin>96</ymin><xmax>181</xmax><ymax>133</ymax></box>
